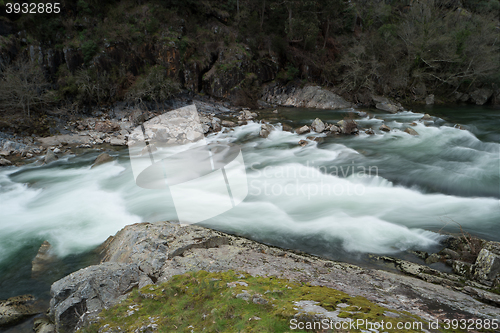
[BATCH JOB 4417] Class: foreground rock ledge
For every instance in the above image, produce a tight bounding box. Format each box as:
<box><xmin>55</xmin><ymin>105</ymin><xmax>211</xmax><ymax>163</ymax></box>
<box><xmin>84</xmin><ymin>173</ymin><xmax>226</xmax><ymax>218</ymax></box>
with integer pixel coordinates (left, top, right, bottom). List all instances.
<box><xmin>48</xmin><ymin>222</ymin><xmax>500</xmax><ymax>332</ymax></box>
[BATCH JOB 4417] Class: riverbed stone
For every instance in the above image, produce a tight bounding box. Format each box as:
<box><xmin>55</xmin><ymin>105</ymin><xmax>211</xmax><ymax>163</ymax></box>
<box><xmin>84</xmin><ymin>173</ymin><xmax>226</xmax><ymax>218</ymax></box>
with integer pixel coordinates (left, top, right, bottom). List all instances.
<box><xmin>0</xmin><ymin>295</ymin><xmax>41</xmax><ymax>327</ymax></box>
<box><xmin>375</xmin><ymin>102</ymin><xmax>398</xmax><ymax>113</ymax></box>
<box><xmin>259</xmin><ymin>124</ymin><xmax>274</xmax><ymax>138</ymax></box>
<box><xmin>91</xmin><ymin>153</ymin><xmax>114</xmax><ymax>168</ymax></box>
<box><xmin>32</xmin><ymin>241</ymin><xmax>56</xmax><ymax>278</ymax></box>
<box><xmin>404</xmin><ymin>127</ymin><xmax>419</xmax><ymax>135</ymax></box>
<box><xmin>473</xmin><ymin>242</ymin><xmax>500</xmax><ymax>286</ymax></box>
<box><xmin>310</xmin><ymin>118</ymin><xmax>325</xmax><ymax>133</ymax></box>
<box><xmin>379</xmin><ymin>124</ymin><xmax>391</xmax><ymax>132</ymax></box>
<box><xmin>421</xmin><ymin>113</ymin><xmax>432</xmax><ymax>121</ymax></box>
<box><xmin>296</xmin><ymin>125</ymin><xmax>310</xmax><ymax>135</ymax></box>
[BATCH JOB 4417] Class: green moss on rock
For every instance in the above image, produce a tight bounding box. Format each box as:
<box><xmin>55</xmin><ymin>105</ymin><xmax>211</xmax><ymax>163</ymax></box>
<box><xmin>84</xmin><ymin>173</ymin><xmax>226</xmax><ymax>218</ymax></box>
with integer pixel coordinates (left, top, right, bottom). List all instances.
<box><xmin>77</xmin><ymin>270</ymin><xmax>454</xmax><ymax>333</ymax></box>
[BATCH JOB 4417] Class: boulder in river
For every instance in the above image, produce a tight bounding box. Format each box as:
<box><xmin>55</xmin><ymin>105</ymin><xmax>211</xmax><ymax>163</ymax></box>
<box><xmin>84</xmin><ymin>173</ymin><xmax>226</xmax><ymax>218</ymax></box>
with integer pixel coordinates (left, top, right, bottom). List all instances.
<box><xmin>404</xmin><ymin>127</ymin><xmax>419</xmax><ymax>135</ymax></box>
<box><xmin>421</xmin><ymin>114</ymin><xmax>432</xmax><ymax>121</ymax></box>
<box><xmin>379</xmin><ymin>124</ymin><xmax>391</xmax><ymax>132</ymax></box>
<box><xmin>298</xmin><ymin>140</ymin><xmax>308</xmax><ymax>146</ymax></box>
<box><xmin>91</xmin><ymin>153</ymin><xmax>114</xmax><ymax>168</ymax></box>
<box><xmin>259</xmin><ymin>124</ymin><xmax>274</xmax><ymax>138</ymax></box>
<box><xmin>296</xmin><ymin>125</ymin><xmax>310</xmax><ymax>135</ymax></box>
<box><xmin>282</xmin><ymin>123</ymin><xmax>294</xmax><ymax>133</ymax></box>
<box><xmin>32</xmin><ymin>241</ymin><xmax>56</xmax><ymax>278</ymax></box>
<box><xmin>310</xmin><ymin>118</ymin><xmax>325</xmax><ymax>133</ymax></box>
<box><xmin>375</xmin><ymin>102</ymin><xmax>398</xmax><ymax>113</ymax></box>
<box><xmin>329</xmin><ymin>125</ymin><xmax>340</xmax><ymax>134</ymax></box>
<box><xmin>0</xmin><ymin>295</ymin><xmax>41</xmax><ymax>327</ymax></box>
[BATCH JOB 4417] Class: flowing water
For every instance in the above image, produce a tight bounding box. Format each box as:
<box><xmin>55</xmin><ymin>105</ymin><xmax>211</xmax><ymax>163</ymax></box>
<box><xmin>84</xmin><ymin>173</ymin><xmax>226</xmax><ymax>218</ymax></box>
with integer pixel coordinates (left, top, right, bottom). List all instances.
<box><xmin>0</xmin><ymin>105</ymin><xmax>499</xmax><ymax>301</ymax></box>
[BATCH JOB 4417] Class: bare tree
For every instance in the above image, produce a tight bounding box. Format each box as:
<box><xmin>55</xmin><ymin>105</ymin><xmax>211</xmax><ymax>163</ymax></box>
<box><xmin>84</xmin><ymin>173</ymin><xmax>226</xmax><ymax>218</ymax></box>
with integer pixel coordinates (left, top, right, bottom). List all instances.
<box><xmin>0</xmin><ymin>58</ymin><xmax>49</xmax><ymax>117</ymax></box>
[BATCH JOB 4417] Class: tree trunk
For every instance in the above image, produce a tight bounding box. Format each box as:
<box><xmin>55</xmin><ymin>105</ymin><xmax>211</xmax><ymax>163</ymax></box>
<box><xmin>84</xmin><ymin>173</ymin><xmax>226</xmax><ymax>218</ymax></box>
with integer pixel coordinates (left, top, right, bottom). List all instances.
<box><xmin>323</xmin><ymin>18</ymin><xmax>330</xmax><ymax>49</ymax></box>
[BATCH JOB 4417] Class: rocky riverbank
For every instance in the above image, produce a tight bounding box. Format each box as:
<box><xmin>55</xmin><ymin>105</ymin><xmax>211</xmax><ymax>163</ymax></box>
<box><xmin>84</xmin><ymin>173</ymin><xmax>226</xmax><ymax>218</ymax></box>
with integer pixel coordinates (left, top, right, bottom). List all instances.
<box><xmin>14</xmin><ymin>222</ymin><xmax>495</xmax><ymax>333</ymax></box>
<box><xmin>0</xmin><ymin>85</ymin><xmax>436</xmax><ymax>170</ymax></box>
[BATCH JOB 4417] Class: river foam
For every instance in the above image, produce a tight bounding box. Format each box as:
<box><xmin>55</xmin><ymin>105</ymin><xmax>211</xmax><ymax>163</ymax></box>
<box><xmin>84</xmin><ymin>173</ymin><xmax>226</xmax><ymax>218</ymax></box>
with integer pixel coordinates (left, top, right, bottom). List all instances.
<box><xmin>0</xmin><ymin>110</ymin><xmax>498</xmax><ymax>266</ymax></box>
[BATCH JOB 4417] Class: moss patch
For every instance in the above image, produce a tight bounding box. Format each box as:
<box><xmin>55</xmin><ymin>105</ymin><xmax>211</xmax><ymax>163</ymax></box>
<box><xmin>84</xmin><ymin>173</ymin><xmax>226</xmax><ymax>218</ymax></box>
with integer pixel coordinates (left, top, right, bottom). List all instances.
<box><xmin>78</xmin><ymin>270</ymin><xmax>467</xmax><ymax>333</ymax></box>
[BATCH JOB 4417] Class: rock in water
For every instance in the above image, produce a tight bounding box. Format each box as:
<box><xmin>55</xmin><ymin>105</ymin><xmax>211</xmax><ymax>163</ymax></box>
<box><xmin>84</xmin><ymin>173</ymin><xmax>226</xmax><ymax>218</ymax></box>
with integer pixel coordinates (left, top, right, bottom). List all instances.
<box><xmin>91</xmin><ymin>153</ymin><xmax>114</xmax><ymax>168</ymax></box>
<box><xmin>298</xmin><ymin>140</ymin><xmax>308</xmax><ymax>146</ymax></box>
<box><xmin>44</xmin><ymin>150</ymin><xmax>58</xmax><ymax>164</ymax></box>
<box><xmin>32</xmin><ymin>241</ymin><xmax>55</xmax><ymax>278</ymax></box>
<box><xmin>379</xmin><ymin>124</ymin><xmax>391</xmax><ymax>132</ymax></box>
<box><xmin>375</xmin><ymin>102</ymin><xmax>398</xmax><ymax>113</ymax></box>
<box><xmin>0</xmin><ymin>295</ymin><xmax>41</xmax><ymax>327</ymax></box>
<box><xmin>310</xmin><ymin>118</ymin><xmax>325</xmax><ymax>133</ymax></box>
<box><xmin>404</xmin><ymin>127</ymin><xmax>419</xmax><ymax>135</ymax></box>
<box><xmin>259</xmin><ymin>124</ymin><xmax>274</xmax><ymax>138</ymax></box>
<box><xmin>296</xmin><ymin>125</ymin><xmax>310</xmax><ymax>135</ymax></box>
<box><xmin>329</xmin><ymin>125</ymin><xmax>340</xmax><ymax>134</ymax></box>
<box><xmin>421</xmin><ymin>114</ymin><xmax>432</xmax><ymax>121</ymax></box>
<box><xmin>282</xmin><ymin>123</ymin><xmax>294</xmax><ymax>132</ymax></box>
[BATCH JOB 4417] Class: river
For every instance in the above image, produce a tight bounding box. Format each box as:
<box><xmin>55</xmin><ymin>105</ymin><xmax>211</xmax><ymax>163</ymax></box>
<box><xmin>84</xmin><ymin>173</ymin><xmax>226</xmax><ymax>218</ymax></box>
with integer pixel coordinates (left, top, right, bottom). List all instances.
<box><xmin>0</xmin><ymin>105</ymin><xmax>499</xmax><ymax>302</ymax></box>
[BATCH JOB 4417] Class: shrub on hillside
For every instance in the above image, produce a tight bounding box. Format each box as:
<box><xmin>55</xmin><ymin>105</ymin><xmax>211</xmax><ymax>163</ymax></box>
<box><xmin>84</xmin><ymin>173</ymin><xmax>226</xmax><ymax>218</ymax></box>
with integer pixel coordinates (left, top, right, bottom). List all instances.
<box><xmin>126</xmin><ymin>66</ymin><xmax>180</xmax><ymax>106</ymax></box>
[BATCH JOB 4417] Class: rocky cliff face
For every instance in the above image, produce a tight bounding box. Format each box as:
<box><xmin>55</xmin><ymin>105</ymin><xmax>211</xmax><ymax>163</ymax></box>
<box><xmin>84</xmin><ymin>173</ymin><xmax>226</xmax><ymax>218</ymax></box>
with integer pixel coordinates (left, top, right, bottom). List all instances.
<box><xmin>46</xmin><ymin>222</ymin><xmax>500</xmax><ymax>332</ymax></box>
<box><xmin>261</xmin><ymin>84</ymin><xmax>351</xmax><ymax>109</ymax></box>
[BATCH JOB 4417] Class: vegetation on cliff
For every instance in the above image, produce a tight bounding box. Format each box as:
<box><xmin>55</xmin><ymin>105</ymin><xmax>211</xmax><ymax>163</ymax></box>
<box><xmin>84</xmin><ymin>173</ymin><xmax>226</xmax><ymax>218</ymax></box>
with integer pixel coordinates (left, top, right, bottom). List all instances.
<box><xmin>79</xmin><ymin>270</ymin><xmax>432</xmax><ymax>333</ymax></box>
<box><xmin>0</xmin><ymin>0</ymin><xmax>499</xmax><ymax>119</ymax></box>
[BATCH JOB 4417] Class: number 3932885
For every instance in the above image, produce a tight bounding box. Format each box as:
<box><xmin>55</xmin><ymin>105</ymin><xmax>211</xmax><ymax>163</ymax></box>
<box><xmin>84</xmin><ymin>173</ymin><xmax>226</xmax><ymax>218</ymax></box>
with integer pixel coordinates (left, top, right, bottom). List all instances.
<box><xmin>5</xmin><ymin>3</ymin><xmax>61</xmax><ymax>14</ymax></box>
